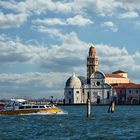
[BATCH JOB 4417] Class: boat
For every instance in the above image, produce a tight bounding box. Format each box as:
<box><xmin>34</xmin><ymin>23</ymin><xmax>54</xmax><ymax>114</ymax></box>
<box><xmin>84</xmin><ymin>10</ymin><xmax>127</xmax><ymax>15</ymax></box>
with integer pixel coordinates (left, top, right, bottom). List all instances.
<box><xmin>0</xmin><ymin>99</ymin><xmax>62</xmax><ymax>115</ymax></box>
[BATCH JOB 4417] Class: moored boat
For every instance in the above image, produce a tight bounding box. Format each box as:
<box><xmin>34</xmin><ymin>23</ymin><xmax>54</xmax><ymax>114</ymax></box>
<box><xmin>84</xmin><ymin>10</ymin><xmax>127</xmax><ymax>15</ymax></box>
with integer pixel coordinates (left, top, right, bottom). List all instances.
<box><xmin>0</xmin><ymin>99</ymin><xmax>61</xmax><ymax>115</ymax></box>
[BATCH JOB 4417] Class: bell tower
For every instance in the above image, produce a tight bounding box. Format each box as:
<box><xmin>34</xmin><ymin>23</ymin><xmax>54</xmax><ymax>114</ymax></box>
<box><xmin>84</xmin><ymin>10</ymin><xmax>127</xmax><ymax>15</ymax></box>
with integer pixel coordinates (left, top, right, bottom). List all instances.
<box><xmin>87</xmin><ymin>46</ymin><xmax>99</xmax><ymax>80</ymax></box>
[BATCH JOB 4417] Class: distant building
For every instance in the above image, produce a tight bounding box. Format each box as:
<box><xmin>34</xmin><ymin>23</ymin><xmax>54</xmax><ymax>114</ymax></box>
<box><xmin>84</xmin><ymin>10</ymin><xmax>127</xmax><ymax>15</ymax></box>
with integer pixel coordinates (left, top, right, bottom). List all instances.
<box><xmin>64</xmin><ymin>46</ymin><xmax>140</xmax><ymax>105</ymax></box>
<box><xmin>113</xmin><ymin>83</ymin><xmax>140</xmax><ymax>105</ymax></box>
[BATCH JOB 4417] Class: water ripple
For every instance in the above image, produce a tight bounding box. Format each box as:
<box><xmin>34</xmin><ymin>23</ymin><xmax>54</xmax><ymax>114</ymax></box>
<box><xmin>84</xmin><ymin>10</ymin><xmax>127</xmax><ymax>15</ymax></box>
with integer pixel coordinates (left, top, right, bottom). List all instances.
<box><xmin>0</xmin><ymin>105</ymin><xmax>139</xmax><ymax>140</ymax></box>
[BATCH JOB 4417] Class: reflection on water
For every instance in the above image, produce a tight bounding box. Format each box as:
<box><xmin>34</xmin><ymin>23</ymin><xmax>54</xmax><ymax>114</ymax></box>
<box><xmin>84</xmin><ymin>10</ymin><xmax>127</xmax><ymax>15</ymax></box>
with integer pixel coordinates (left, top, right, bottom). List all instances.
<box><xmin>0</xmin><ymin>105</ymin><xmax>140</xmax><ymax>140</ymax></box>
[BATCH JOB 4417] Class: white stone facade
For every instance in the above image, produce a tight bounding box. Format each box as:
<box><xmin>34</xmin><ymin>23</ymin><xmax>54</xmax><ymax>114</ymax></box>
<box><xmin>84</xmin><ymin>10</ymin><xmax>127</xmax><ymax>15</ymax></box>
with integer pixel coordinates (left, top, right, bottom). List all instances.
<box><xmin>64</xmin><ymin>71</ymin><xmax>113</xmax><ymax>104</ymax></box>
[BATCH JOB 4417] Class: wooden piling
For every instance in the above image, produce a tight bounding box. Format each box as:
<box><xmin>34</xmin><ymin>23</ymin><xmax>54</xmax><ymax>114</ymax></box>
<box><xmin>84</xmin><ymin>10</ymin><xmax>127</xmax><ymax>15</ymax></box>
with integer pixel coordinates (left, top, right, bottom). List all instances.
<box><xmin>87</xmin><ymin>99</ymin><xmax>91</xmax><ymax>117</ymax></box>
<box><xmin>111</xmin><ymin>101</ymin><xmax>115</xmax><ymax>113</ymax></box>
<box><xmin>108</xmin><ymin>101</ymin><xmax>115</xmax><ymax>113</ymax></box>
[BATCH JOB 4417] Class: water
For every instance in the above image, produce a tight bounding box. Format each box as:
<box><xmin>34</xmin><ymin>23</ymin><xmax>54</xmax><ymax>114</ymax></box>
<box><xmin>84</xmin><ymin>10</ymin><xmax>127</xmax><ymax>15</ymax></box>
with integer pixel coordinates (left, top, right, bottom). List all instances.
<box><xmin>0</xmin><ymin>105</ymin><xmax>140</xmax><ymax>140</ymax></box>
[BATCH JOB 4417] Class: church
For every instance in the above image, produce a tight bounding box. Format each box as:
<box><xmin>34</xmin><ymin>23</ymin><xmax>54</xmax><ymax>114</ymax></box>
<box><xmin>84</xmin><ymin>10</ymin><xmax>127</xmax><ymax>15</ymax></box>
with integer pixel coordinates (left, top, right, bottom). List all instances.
<box><xmin>64</xmin><ymin>46</ymin><xmax>140</xmax><ymax>105</ymax></box>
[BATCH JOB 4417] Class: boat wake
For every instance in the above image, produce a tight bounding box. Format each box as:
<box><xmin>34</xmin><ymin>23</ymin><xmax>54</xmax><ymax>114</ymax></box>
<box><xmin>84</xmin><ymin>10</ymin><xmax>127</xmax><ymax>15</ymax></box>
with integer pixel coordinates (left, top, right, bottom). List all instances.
<box><xmin>20</xmin><ymin>110</ymin><xmax>68</xmax><ymax>115</ymax></box>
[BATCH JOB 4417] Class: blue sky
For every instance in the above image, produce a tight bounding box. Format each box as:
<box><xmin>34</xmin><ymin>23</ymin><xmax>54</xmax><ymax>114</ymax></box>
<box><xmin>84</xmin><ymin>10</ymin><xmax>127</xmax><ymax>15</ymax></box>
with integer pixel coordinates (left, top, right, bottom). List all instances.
<box><xmin>0</xmin><ymin>0</ymin><xmax>140</xmax><ymax>99</ymax></box>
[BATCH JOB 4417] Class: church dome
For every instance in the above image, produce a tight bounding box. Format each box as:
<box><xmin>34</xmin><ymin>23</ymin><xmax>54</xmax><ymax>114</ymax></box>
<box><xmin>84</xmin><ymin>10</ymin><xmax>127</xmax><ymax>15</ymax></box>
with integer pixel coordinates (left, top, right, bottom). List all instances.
<box><xmin>66</xmin><ymin>74</ymin><xmax>81</xmax><ymax>88</ymax></box>
<box><xmin>89</xmin><ymin>46</ymin><xmax>96</xmax><ymax>56</ymax></box>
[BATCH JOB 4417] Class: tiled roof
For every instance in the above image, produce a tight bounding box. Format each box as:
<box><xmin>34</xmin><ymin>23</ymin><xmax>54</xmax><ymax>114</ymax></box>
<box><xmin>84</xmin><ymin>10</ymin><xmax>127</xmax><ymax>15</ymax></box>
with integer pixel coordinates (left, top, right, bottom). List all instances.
<box><xmin>105</xmin><ymin>74</ymin><xmax>124</xmax><ymax>78</ymax></box>
<box><xmin>112</xmin><ymin>70</ymin><xmax>127</xmax><ymax>74</ymax></box>
<box><xmin>112</xmin><ymin>83</ymin><xmax>140</xmax><ymax>89</ymax></box>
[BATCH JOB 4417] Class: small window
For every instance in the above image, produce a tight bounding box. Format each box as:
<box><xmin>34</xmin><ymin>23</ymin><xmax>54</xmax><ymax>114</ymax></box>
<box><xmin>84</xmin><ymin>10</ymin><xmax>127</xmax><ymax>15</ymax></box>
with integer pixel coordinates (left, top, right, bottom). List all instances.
<box><xmin>15</xmin><ymin>104</ymin><xmax>18</xmax><ymax>106</ymax></box>
<box><xmin>32</xmin><ymin>106</ymin><xmax>38</xmax><ymax>108</ymax></box>
<box><xmin>68</xmin><ymin>91</ymin><xmax>71</xmax><ymax>94</ymax></box>
<box><xmin>25</xmin><ymin>106</ymin><xmax>31</xmax><ymax>109</ymax></box>
<box><xmin>19</xmin><ymin>106</ymin><xmax>24</xmax><ymax>109</ymax></box>
<box><xmin>129</xmin><ymin>90</ymin><xmax>131</xmax><ymax>93</ymax></box>
<box><xmin>136</xmin><ymin>90</ymin><xmax>138</xmax><ymax>93</ymax></box>
<box><xmin>96</xmin><ymin>81</ymin><xmax>100</xmax><ymax>86</ymax></box>
<box><xmin>39</xmin><ymin>106</ymin><xmax>45</xmax><ymax>108</ymax></box>
<box><xmin>76</xmin><ymin>91</ymin><xmax>79</xmax><ymax>93</ymax></box>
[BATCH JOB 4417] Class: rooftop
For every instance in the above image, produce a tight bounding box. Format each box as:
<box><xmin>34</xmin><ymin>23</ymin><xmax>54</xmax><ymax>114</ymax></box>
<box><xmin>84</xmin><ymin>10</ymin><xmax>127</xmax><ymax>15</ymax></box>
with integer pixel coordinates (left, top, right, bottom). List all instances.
<box><xmin>112</xmin><ymin>70</ymin><xmax>127</xmax><ymax>74</ymax></box>
<box><xmin>105</xmin><ymin>74</ymin><xmax>125</xmax><ymax>78</ymax></box>
<box><xmin>112</xmin><ymin>83</ymin><xmax>140</xmax><ymax>89</ymax></box>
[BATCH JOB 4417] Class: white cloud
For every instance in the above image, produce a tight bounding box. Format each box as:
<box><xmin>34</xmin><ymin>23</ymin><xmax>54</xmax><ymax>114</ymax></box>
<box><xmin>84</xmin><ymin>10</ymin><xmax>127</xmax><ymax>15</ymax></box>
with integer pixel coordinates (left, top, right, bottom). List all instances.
<box><xmin>101</xmin><ymin>21</ymin><xmax>118</xmax><ymax>32</ymax></box>
<box><xmin>0</xmin><ymin>0</ymin><xmax>140</xmax><ymax>19</ymax></box>
<box><xmin>118</xmin><ymin>11</ymin><xmax>139</xmax><ymax>19</ymax></box>
<box><xmin>74</xmin><ymin>0</ymin><xmax>122</xmax><ymax>16</ymax></box>
<box><xmin>32</xmin><ymin>26</ymin><xmax>62</xmax><ymax>38</ymax></box>
<box><xmin>133</xmin><ymin>51</ymin><xmax>140</xmax><ymax>59</ymax></box>
<box><xmin>0</xmin><ymin>33</ymin><xmax>88</xmax><ymax>73</ymax></box>
<box><xmin>0</xmin><ymin>72</ymin><xmax>69</xmax><ymax>99</ymax></box>
<box><xmin>33</xmin><ymin>18</ymin><xmax>65</xmax><ymax>26</ymax></box>
<box><xmin>0</xmin><ymin>34</ymin><xmax>48</xmax><ymax>64</ymax></box>
<box><xmin>0</xmin><ymin>12</ymin><xmax>28</xmax><ymax>29</ymax></box>
<box><xmin>120</xmin><ymin>0</ymin><xmax>140</xmax><ymax>11</ymax></box>
<box><xmin>33</xmin><ymin>15</ymin><xmax>94</xmax><ymax>27</ymax></box>
<box><xmin>66</xmin><ymin>15</ymin><xmax>94</xmax><ymax>26</ymax></box>
<box><xmin>0</xmin><ymin>0</ymin><xmax>76</xmax><ymax>15</ymax></box>
<box><xmin>136</xmin><ymin>21</ymin><xmax>140</xmax><ymax>27</ymax></box>
<box><xmin>32</xmin><ymin>25</ymin><xmax>88</xmax><ymax>47</ymax></box>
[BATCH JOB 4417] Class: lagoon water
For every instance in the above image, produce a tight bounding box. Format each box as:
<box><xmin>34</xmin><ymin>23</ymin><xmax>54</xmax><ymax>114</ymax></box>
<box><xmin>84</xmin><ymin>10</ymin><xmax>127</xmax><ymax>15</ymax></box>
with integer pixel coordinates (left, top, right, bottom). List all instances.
<box><xmin>0</xmin><ymin>105</ymin><xmax>140</xmax><ymax>140</ymax></box>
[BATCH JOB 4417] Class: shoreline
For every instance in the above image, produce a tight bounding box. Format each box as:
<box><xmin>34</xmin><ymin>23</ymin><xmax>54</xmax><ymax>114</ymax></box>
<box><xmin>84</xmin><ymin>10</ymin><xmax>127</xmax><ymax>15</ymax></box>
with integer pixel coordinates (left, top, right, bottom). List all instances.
<box><xmin>57</xmin><ymin>103</ymin><xmax>140</xmax><ymax>106</ymax></box>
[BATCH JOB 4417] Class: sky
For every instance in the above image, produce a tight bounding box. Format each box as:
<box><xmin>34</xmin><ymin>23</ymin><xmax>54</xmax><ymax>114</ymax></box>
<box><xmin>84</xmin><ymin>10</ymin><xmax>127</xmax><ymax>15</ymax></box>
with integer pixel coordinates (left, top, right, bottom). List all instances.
<box><xmin>0</xmin><ymin>0</ymin><xmax>140</xmax><ymax>99</ymax></box>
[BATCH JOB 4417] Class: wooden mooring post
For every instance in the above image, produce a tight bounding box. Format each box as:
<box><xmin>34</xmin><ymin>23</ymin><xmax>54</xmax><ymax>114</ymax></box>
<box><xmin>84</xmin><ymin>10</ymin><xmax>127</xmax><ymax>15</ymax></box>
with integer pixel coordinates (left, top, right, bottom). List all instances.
<box><xmin>108</xmin><ymin>101</ymin><xmax>115</xmax><ymax>113</ymax></box>
<box><xmin>87</xmin><ymin>99</ymin><xmax>91</xmax><ymax>117</ymax></box>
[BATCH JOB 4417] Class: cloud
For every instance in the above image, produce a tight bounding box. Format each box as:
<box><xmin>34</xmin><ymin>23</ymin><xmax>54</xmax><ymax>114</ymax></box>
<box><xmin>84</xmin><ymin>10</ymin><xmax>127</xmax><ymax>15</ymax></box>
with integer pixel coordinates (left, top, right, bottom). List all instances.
<box><xmin>33</xmin><ymin>31</ymin><xmax>89</xmax><ymax>73</ymax></box>
<box><xmin>74</xmin><ymin>0</ymin><xmax>122</xmax><ymax>16</ymax></box>
<box><xmin>0</xmin><ymin>12</ymin><xmax>28</xmax><ymax>29</ymax></box>
<box><xmin>0</xmin><ymin>0</ymin><xmax>140</xmax><ymax>19</ymax></box>
<box><xmin>0</xmin><ymin>33</ymin><xmax>88</xmax><ymax>73</ymax></box>
<box><xmin>136</xmin><ymin>21</ymin><xmax>140</xmax><ymax>27</ymax></box>
<box><xmin>120</xmin><ymin>0</ymin><xmax>140</xmax><ymax>11</ymax></box>
<box><xmin>101</xmin><ymin>21</ymin><xmax>118</xmax><ymax>32</ymax></box>
<box><xmin>66</xmin><ymin>15</ymin><xmax>94</xmax><ymax>26</ymax></box>
<box><xmin>33</xmin><ymin>15</ymin><xmax>94</xmax><ymax>27</ymax></box>
<box><xmin>32</xmin><ymin>25</ymin><xmax>88</xmax><ymax>47</ymax></box>
<box><xmin>95</xmin><ymin>44</ymin><xmax>140</xmax><ymax>83</ymax></box>
<box><xmin>0</xmin><ymin>34</ymin><xmax>48</xmax><ymax>64</ymax></box>
<box><xmin>118</xmin><ymin>11</ymin><xmax>139</xmax><ymax>19</ymax></box>
<box><xmin>0</xmin><ymin>72</ymin><xmax>69</xmax><ymax>99</ymax></box>
<box><xmin>1</xmin><ymin>33</ymin><xmax>140</xmax><ymax>76</ymax></box>
<box><xmin>0</xmin><ymin>0</ymin><xmax>76</xmax><ymax>15</ymax></box>
<box><xmin>32</xmin><ymin>26</ymin><xmax>62</xmax><ymax>38</ymax></box>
